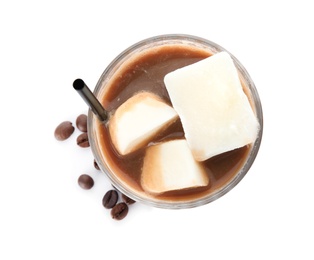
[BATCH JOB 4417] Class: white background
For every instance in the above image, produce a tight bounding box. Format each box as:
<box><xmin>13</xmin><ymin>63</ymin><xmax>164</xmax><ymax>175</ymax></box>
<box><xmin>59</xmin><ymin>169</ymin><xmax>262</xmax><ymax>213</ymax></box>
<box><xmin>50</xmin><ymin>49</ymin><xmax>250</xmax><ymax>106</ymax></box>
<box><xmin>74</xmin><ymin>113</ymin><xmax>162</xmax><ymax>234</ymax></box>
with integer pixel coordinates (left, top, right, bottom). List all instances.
<box><xmin>1</xmin><ymin>0</ymin><xmax>313</xmax><ymax>259</ymax></box>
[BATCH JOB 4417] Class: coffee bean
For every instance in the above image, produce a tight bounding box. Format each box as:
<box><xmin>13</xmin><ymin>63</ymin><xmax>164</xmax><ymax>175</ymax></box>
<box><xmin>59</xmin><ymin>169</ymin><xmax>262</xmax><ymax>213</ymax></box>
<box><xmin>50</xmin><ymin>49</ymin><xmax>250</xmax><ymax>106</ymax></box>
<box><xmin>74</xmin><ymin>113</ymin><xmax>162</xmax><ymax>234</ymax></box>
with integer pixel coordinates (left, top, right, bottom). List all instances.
<box><xmin>122</xmin><ymin>193</ymin><xmax>136</xmax><ymax>205</ymax></box>
<box><xmin>54</xmin><ymin>121</ymin><xmax>74</xmax><ymax>141</ymax></box>
<box><xmin>77</xmin><ymin>133</ymin><xmax>89</xmax><ymax>147</ymax></box>
<box><xmin>111</xmin><ymin>202</ymin><xmax>128</xmax><ymax>220</ymax></box>
<box><xmin>76</xmin><ymin>114</ymin><xmax>88</xmax><ymax>132</ymax></box>
<box><xmin>102</xmin><ymin>190</ymin><xmax>119</xmax><ymax>209</ymax></box>
<box><xmin>78</xmin><ymin>174</ymin><xmax>94</xmax><ymax>189</ymax></box>
<box><xmin>93</xmin><ymin>159</ymin><xmax>100</xmax><ymax>170</ymax></box>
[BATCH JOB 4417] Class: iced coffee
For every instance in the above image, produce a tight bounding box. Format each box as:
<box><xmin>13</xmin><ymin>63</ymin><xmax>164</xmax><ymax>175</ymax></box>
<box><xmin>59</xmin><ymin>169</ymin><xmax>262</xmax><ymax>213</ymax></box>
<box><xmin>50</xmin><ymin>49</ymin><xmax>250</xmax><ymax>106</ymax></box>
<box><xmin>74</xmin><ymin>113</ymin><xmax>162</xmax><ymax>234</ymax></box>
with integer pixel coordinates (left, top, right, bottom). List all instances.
<box><xmin>89</xmin><ymin>35</ymin><xmax>263</xmax><ymax>208</ymax></box>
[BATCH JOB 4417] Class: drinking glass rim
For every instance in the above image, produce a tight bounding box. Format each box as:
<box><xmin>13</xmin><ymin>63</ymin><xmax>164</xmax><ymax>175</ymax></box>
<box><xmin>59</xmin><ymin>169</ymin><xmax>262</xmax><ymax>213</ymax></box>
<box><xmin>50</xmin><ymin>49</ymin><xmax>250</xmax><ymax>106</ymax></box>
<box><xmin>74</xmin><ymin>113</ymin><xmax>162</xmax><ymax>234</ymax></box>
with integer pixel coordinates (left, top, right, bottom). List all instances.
<box><xmin>88</xmin><ymin>34</ymin><xmax>263</xmax><ymax>209</ymax></box>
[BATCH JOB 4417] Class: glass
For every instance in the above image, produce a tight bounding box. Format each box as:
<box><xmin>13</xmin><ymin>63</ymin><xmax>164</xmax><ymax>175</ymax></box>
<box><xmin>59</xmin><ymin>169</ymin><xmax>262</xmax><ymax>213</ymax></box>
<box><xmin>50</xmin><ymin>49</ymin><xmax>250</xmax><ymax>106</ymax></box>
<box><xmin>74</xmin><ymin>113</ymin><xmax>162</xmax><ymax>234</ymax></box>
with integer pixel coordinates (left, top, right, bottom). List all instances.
<box><xmin>88</xmin><ymin>34</ymin><xmax>263</xmax><ymax>209</ymax></box>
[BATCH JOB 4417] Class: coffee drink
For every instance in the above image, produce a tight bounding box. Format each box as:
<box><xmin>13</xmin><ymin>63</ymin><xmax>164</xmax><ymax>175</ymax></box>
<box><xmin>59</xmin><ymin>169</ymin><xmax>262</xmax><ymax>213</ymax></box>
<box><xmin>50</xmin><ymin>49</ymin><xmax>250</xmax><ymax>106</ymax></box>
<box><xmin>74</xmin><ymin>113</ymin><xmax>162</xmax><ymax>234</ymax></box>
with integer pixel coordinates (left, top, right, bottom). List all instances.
<box><xmin>89</xmin><ymin>35</ymin><xmax>263</xmax><ymax>208</ymax></box>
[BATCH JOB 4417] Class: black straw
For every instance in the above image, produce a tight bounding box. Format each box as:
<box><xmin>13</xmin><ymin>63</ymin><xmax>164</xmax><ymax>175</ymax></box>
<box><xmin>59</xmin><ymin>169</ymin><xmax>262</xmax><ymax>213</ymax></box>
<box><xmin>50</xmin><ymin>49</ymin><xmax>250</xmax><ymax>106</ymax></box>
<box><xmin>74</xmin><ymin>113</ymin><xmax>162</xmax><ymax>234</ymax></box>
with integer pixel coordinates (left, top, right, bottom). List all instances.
<box><xmin>73</xmin><ymin>79</ymin><xmax>108</xmax><ymax>122</ymax></box>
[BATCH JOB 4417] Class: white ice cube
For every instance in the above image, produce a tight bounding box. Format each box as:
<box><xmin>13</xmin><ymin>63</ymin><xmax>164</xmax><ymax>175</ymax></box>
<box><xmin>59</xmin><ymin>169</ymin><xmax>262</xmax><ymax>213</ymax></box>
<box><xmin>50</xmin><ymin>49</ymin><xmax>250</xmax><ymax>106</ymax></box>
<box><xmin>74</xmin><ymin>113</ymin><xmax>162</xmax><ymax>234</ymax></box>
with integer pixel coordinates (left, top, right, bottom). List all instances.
<box><xmin>109</xmin><ymin>92</ymin><xmax>178</xmax><ymax>155</ymax></box>
<box><xmin>141</xmin><ymin>139</ymin><xmax>209</xmax><ymax>194</ymax></box>
<box><xmin>164</xmin><ymin>51</ymin><xmax>260</xmax><ymax>161</ymax></box>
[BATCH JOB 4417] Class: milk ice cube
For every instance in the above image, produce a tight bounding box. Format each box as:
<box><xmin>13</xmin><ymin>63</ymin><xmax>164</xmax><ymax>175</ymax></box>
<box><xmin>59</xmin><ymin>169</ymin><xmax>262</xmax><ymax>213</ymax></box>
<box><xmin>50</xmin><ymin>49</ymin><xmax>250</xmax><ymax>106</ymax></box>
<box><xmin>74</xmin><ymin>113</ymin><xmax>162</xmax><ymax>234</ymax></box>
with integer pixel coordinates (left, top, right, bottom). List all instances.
<box><xmin>164</xmin><ymin>51</ymin><xmax>260</xmax><ymax>161</ymax></box>
<box><xmin>141</xmin><ymin>139</ymin><xmax>209</xmax><ymax>194</ymax></box>
<box><xmin>109</xmin><ymin>92</ymin><xmax>178</xmax><ymax>155</ymax></box>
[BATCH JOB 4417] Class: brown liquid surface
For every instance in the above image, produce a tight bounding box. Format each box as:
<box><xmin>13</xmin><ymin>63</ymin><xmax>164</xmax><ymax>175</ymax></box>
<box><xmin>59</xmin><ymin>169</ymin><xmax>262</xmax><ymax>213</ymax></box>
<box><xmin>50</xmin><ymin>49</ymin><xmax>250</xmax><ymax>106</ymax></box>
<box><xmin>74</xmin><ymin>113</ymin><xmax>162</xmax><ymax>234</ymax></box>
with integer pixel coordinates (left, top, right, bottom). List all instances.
<box><xmin>97</xmin><ymin>44</ymin><xmax>251</xmax><ymax>202</ymax></box>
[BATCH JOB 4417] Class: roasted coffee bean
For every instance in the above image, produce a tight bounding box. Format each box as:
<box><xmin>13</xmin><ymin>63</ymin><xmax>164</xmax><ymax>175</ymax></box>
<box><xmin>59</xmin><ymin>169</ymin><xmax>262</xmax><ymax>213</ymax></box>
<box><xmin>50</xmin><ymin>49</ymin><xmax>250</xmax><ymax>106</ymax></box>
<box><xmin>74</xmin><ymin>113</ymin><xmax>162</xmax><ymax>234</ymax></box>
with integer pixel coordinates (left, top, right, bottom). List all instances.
<box><xmin>76</xmin><ymin>133</ymin><xmax>89</xmax><ymax>147</ymax></box>
<box><xmin>102</xmin><ymin>190</ymin><xmax>119</xmax><ymax>209</ymax></box>
<box><xmin>122</xmin><ymin>193</ymin><xmax>136</xmax><ymax>205</ymax></box>
<box><xmin>76</xmin><ymin>114</ymin><xmax>88</xmax><ymax>132</ymax></box>
<box><xmin>111</xmin><ymin>202</ymin><xmax>128</xmax><ymax>220</ymax></box>
<box><xmin>78</xmin><ymin>174</ymin><xmax>94</xmax><ymax>189</ymax></box>
<box><xmin>93</xmin><ymin>159</ymin><xmax>100</xmax><ymax>170</ymax></box>
<box><xmin>54</xmin><ymin>121</ymin><xmax>75</xmax><ymax>141</ymax></box>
